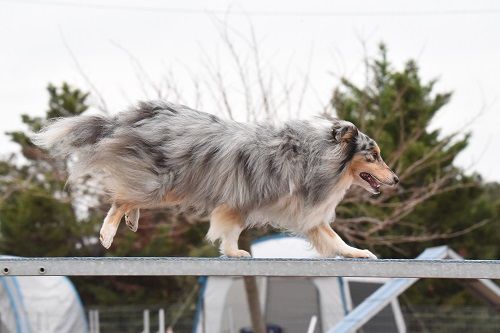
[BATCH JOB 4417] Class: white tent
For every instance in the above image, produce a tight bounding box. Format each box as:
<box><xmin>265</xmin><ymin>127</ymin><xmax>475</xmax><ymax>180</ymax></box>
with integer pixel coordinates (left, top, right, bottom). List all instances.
<box><xmin>193</xmin><ymin>236</ymin><xmax>500</xmax><ymax>333</ymax></box>
<box><xmin>193</xmin><ymin>235</ymin><xmax>404</xmax><ymax>333</ymax></box>
<box><xmin>0</xmin><ymin>258</ymin><xmax>87</xmax><ymax>333</ymax></box>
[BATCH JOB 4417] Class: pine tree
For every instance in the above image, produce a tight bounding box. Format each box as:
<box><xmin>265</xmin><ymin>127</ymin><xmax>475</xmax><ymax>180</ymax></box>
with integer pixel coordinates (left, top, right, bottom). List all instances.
<box><xmin>1</xmin><ymin>83</ymin><xmax>95</xmax><ymax>256</ymax></box>
<box><xmin>331</xmin><ymin>44</ymin><xmax>498</xmax><ymax>259</ymax></box>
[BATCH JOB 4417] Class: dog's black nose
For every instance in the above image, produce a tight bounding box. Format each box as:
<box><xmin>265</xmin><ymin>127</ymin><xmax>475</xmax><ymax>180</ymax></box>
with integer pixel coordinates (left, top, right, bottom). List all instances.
<box><xmin>393</xmin><ymin>176</ymin><xmax>400</xmax><ymax>184</ymax></box>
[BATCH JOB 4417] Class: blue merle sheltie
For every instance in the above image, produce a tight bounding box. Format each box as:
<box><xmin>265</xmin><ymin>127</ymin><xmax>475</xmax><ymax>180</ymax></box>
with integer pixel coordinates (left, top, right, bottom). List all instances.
<box><xmin>34</xmin><ymin>101</ymin><xmax>399</xmax><ymax>258</ymax></box>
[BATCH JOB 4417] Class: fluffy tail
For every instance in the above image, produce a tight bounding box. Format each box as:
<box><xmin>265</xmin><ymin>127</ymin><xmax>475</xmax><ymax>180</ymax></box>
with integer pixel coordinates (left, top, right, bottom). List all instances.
<box><xmin>32</xmin><ymin>115</ymin><xmax>115</xmax><ymax>157</ymax></box>
<box><xmin>33</xmin><ymin>112</ymin><xmax>172</xmax><ymax>204</ymax></box>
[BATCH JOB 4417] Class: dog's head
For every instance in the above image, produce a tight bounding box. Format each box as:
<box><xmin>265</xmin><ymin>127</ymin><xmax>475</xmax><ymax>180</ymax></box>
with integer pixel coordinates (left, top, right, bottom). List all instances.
<box><xmin>330</xmin><ymin>120</ymin><xmax>399</xmax><ymax>194</ymax></box>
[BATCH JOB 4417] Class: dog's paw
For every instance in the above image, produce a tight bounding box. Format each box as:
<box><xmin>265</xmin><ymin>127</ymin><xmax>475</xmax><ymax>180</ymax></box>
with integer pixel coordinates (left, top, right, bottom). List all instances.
<box><xmin>99</xmin><ymin>225</ymin><xmax>117</xmax><ymax>249</ymax></box>
<box><xmin>125</xmin><ymin>209</ymin><xmax>140</xmax><ymax>232</ymax></box>
<box><xmin>225</xmin><ymin>249</ymin><xmax>252</xmax><ymax>258</ymax></box>
<box><xmin>343</xmin><ymin>249</ymin><xmax>377</xmax><ymax>259</ymax></box>
<box><xmin>356</xmin><ymin>249</ymin><xmax>377</xmax><ymax>259</ymax></box>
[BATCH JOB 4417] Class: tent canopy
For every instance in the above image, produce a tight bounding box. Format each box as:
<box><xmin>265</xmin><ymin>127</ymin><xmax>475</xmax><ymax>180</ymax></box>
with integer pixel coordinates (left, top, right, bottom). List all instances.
<box><xmin>193</xmin><ymin>235</ymin><xmax>400</xmax><ymax>333</ymax></box>
<box><xmin>0</xmin><ymin>256</ymin><xmax>87</xmax><ymax>333</ymax></box>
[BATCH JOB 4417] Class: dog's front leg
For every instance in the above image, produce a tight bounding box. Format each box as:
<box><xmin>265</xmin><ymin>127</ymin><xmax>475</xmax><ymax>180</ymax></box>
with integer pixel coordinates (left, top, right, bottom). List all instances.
<box><xmin>206</xmin><ymin>204</ymin><xmax>251</xmax><ymax>257</ymax></box>
<box><xmin>307</xmin><ymin>224</ymin><xmax>377</xmax><ymax>259</ymax></box>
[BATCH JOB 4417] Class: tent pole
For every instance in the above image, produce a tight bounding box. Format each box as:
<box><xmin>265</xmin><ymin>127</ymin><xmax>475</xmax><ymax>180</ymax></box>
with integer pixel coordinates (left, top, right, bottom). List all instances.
<box><xmin>158</xmin><ymin>309</ymin><xmax>165</xmax><ymax>333</ymax></box>
<box><xmin>241</xmin><ymin>234</ymin><xmax>266</xmax><ymax>333</ymax></box>
<box><xmin>143</xmin><ymin>309</ymin><xmax>150</xmax><ymax>333</ymax></box>
<box><xmin>88</xmin><ymin>310</ymin><xmax>93</xmax><ymax>333</ymax></box>
<box><xmin>95</xmin><ymin>310</ymin><xmax>100</xmax><ymax>333</ymax></box>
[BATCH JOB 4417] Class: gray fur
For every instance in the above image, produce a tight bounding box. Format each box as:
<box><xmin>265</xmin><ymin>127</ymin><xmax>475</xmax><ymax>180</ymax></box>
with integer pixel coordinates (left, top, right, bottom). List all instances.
<box><xmin>33</xmin><ymin>101</ymin><xmax>374</xmax><ymax>220</ymax></box>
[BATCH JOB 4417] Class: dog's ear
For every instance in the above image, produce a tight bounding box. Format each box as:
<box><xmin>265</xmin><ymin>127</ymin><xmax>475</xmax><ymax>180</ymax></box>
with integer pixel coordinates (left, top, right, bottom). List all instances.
<box><xmin>332</xmin><ymin>122</ymin><xmax>358</xmax><ymax>143</ymax></box>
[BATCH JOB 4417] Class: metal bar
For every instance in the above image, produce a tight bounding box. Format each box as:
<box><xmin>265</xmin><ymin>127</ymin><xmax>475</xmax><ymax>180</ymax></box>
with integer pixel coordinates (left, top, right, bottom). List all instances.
<box><xmin>307</xmin><ymin>315</ymin><xmax>318</xmax><ymax>333</ymax></box>
<box><xmin>0</xmin><ymin>257</ymin><xmax>498</xmax><ymax>279</ymax></box>
<box><xmin>391</xmin><ymin>299</ymin><xmax>407</xmax><ymax>333</ymax></box>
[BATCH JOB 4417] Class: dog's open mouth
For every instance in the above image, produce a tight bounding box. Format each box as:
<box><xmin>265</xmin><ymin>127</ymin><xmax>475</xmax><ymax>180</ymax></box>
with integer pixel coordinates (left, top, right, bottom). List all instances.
<box><xmin>359</xmin><ymin>172</ymin><xmax>381</xmax><ymax>194</ymax></box>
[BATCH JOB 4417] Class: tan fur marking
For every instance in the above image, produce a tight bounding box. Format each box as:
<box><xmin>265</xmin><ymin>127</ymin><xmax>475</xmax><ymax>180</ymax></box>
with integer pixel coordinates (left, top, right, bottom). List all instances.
<box><xmin>348</xmin><ymin>154</ymin><xmax>394</xmax><ymax>184</ymax></box>
<box><xmin>307</xmin><ymin>223</ymin><xmax>376</xmax><ymax>259</ymax></box>
<box><xmin>109</xmin><ymin>203</ymin><xmax>134</xmax><ymax>226</ymax></box>
<box><xmin>163</xmin><ymin>191</ymin><xmax>183</xmax><ymax>205</ymax></box>
<box><xmin>207</xmin><ymin>204</ymin><xmax>250</xmax><ymax>257</ymax></box>
<box><xmin>307</xmin><ymin>225</ymin><xmax>333</xmax><ymax>256</ymax></box>
<box><xmin>320</xmin><ymin>224</ymin><xmax>337</xmax><ymax>238</ymax></box>
<box><xmin>99</xmin><ymin>202</ymin><xmax>135</xmax><ymax>249</ymax></box>
<box><xmin>341</xmin><ymin>127</ymin><xmax>357</xmax><ymax>142</ymax></box>
<box><xmin>209</xmin><ymin>204</ymin><xmax>244</xmax><ymax>234</ymax></box>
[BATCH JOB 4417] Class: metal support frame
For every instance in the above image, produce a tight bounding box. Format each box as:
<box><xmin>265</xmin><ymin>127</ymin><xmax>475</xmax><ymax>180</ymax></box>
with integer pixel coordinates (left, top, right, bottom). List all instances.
<box><xmin>143</xmin><ymin>309</ymin><xmax>150</xmax><ymax>333</ymax></box>
<box><xmin>88</xmin><ymin>310</ymin><xmax>100</xmax><ymax>333</ymax></box>
<box><xmin>327</xmin><ymin>246</ymin><xmax>500</xmax><ymax>333</ymax></box>
<box><xmin>0</xmin><ymin>257</ymin><xmax>498</xmax><ymax>278</ymax></box>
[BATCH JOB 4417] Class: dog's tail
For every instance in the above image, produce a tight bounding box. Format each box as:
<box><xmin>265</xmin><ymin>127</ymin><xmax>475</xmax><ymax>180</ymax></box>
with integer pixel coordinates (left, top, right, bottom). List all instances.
<box><xmin>32</xmin><ymin>114</ymin><xmax>115</xmax><ymax>157</ymax></box>
<box><xmin>32</xmin><ymin>112</ymin><xmax>173</xmax><ymax>204</ymax></box>
<box><xmin>32</xmin><ymin>114</ymin><xmax>118</xmax><ymax>182</ymax></box>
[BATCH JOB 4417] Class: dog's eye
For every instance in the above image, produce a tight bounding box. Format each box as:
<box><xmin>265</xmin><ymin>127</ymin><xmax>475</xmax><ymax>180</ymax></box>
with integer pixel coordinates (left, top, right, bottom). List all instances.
<box><xmin>372</xmin><ymin>152</ymin><xmax>379</xmax><ymax>160</ymax></box>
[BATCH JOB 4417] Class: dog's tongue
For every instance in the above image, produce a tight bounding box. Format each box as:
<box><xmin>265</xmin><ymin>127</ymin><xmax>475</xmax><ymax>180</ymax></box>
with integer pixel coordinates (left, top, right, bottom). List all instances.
<box><xmin>360</xmin><ymin>172</ymin><xmax>381</xmax><ymax>191</ymax></box>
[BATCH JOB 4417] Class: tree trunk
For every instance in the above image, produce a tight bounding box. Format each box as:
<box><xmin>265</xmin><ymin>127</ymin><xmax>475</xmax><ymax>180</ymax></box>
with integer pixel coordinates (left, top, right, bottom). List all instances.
<box><xmin>240</xmin><ymin>234</ymin><xmax>266</xmax><ymax>333</ymax></box>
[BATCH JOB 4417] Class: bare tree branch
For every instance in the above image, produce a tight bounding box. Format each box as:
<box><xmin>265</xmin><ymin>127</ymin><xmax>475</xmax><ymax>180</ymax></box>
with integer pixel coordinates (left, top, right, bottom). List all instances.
<box><xmin>59</xmin><ymin>29</ymin><xmax>109</xmax><ymax>114</ymax></box>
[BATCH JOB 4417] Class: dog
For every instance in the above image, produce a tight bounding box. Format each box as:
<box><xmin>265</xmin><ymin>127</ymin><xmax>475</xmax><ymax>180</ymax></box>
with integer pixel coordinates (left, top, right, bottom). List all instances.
<box><xmin>33</xmin><ymin>100</ymin><xmax>398</xmax><ymax>258</ymax></box>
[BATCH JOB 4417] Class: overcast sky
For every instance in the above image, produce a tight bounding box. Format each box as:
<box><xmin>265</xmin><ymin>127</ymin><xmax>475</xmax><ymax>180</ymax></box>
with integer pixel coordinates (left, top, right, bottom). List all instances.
<box><xmin>1</xmin><ymin>0</ymin><xmax>499</xmax><ymax>181</ymax></box>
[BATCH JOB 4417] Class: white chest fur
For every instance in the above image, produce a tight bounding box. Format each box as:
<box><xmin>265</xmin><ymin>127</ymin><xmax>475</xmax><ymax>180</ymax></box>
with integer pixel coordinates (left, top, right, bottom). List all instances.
<box><xmin>246</xmin><ymin>174</ymin><xmax>353</xmax><ymax>234</ymax></box>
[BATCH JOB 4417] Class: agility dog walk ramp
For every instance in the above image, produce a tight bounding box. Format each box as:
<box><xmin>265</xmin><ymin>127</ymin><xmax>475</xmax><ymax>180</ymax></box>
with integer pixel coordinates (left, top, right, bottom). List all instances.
<box><xmin>327</xmin><ymin>246</ymin><xmax>500</xmax><ymax>333</ymax></box>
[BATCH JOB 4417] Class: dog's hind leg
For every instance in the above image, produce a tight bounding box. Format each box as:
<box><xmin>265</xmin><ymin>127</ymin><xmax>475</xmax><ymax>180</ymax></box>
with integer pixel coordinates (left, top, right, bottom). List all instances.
<box><xmin>99</xmin><ymin>203</ymin><xmax>131</xmax><ymax>249</ymax></box>
<box><xmin>125</xmin><ymin>208</ymin><xmax>140</xmax><ymax>232</ymax></box>
<box><xmin>307</xmin><ymin>224</ymin><xmax>377</xmax><ymax>259</ymax></box>
<box><xmin>123</xmin><ymin>191</ymin><xmax>179</xmax><ymax>234</ymax></box>
<box><xmin>206</xmin><ymin>204</ymin><xmax>250</xmax><ymax>257</ymax></box>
